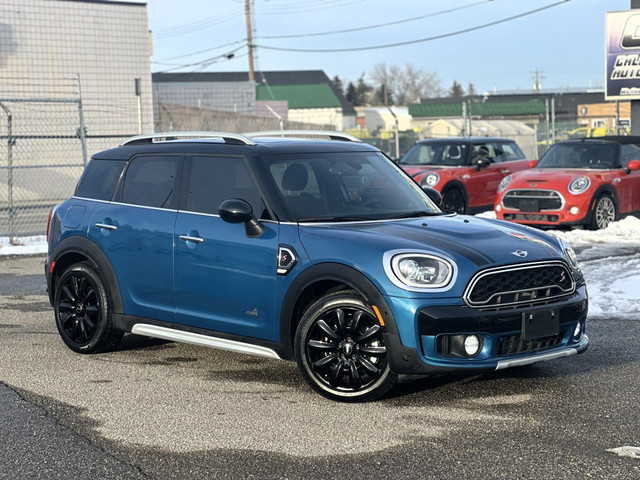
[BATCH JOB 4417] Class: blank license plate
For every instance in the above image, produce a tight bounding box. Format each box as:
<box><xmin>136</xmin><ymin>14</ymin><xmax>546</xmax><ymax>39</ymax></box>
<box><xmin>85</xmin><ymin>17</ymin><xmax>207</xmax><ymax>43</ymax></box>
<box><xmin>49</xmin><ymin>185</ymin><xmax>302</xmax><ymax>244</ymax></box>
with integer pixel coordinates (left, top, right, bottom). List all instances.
<box><xmin>519</xmin><ymin>199</ymin><xmax>540</xmax><ymax>212</ymax></box>
<box><xmin>522</xmin><ymin>309</ymin><xmax>559</xmax><ymax>340</ymax></box>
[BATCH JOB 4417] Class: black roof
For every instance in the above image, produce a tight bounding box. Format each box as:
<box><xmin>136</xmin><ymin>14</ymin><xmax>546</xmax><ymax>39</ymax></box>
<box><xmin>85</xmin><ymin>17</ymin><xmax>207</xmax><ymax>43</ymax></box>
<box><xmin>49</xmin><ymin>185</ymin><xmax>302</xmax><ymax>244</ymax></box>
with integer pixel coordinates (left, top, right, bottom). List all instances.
<box><xmin>93</xmin><ymin>137</ymin><xmax>379</xmax><ymax>161</ymax></box>
<box><xmin>559</xmin><ymin>136</ymin><xmax>640</xmax><ymax>145</ymax></box>
<box><xmin>417</xmin><ymin>136</ymin><xmax>519</xmax><ymax>144</ymax></box>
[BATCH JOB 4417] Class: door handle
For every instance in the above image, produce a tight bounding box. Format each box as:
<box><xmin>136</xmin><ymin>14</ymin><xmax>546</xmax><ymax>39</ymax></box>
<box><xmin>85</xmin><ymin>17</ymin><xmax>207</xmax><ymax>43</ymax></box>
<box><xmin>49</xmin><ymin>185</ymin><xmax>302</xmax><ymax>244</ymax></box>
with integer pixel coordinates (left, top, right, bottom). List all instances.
<box><xmin>179</xmin><ymin>235</ymin><xmax>204</xmax><ymax>243</ymax></box>
<box><xmin>501</xmin><ymin>169</ymin><xmax>511</xmax><ymax>175</ymax></box>
<box><xmin>95</xmin><ymin>223</ymin><xmax>117</xmax><ymax>231</ymax></box>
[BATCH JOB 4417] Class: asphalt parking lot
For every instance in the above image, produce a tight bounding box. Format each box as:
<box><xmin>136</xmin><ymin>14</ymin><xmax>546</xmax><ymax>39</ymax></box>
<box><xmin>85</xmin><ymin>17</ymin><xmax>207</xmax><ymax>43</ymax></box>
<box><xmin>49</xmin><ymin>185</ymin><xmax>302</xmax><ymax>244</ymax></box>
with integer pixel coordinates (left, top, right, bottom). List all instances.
<box><xmin>1</xmin><ymin>254</ymin><xmax>639</xmax><ymax>479</ymax></box>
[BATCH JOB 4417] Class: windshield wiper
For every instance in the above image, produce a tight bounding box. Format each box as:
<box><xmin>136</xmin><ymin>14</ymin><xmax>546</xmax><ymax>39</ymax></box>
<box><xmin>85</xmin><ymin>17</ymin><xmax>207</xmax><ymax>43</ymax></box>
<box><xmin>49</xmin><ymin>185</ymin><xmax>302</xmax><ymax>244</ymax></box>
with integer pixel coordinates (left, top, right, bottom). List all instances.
<box><xmin>297</xmin><ymin>215</ymin><xmax>379</xmax><ymax>222</ymax></box>
<box><xmin>389</xmin><ymin>211</ymin><xmax>443</xmax><ymax>219</ymax></box>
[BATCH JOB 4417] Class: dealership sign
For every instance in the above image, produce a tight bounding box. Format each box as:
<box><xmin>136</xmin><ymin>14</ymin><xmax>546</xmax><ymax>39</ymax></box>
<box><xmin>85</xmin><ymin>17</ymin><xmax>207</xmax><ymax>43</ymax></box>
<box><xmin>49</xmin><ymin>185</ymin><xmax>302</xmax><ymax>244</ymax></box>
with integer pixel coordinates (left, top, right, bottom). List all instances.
<box><xmin>606</xmin><ymin>11</ymin><xmax>640</xmax><ymax>100</ymax></box>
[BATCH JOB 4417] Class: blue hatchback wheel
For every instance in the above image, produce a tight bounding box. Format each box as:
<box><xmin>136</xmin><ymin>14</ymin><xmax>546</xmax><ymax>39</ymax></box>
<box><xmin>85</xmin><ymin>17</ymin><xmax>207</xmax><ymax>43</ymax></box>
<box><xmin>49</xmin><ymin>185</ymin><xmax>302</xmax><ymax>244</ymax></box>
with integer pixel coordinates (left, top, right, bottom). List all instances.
<box><xmin>54</xmin><ymin>263</ymin><xmax>122</xmax><ymax>353</ymax></box>
<box><xmin>294</xmin><ymin>292</ymin><xmax>396</xmax><ymax>402</ymax></box>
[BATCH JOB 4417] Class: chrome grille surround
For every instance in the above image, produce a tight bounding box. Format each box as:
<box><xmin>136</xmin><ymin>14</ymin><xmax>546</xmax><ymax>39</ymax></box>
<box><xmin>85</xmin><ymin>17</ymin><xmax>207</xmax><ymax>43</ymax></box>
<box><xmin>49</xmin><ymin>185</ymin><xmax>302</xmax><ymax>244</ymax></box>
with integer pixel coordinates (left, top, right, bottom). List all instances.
<box><xmin>502</xmin><ymin>189</ymin><xmax>565</xmax><ymax>211</ymax></box>
<box><xmin>463</xmin><ymin>260</ymin><xmax>576</xmax><ymax>309</ymax></box>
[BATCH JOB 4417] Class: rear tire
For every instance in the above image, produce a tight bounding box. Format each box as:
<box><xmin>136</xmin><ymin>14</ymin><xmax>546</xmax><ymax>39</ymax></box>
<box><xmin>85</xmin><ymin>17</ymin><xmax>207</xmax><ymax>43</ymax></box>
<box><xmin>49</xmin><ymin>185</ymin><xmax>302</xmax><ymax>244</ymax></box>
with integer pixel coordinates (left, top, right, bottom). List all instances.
<box><xmin>54</xmin><ymin>262</ymin><xmax>123</xmax><ymax>353</ymax></box>
<box><xmin>588</xmin><ymin>195</ymin><xmax>616</xmax><ymax>230</ymax></box>
<box><xmin>294</xmin><ymin>291</ymin><xmax>397</xmax><ymax>402</ymax></box>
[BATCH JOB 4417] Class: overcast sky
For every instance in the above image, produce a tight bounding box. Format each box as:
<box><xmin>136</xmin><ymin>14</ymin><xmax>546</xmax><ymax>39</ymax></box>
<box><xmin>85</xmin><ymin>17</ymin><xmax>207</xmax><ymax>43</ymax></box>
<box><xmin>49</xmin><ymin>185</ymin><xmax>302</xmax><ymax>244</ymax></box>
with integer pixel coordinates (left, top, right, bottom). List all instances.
<box><xmin>144</xmin><ymin>0</ymin><xmax>632</xmax><ymax>95</ymax></box>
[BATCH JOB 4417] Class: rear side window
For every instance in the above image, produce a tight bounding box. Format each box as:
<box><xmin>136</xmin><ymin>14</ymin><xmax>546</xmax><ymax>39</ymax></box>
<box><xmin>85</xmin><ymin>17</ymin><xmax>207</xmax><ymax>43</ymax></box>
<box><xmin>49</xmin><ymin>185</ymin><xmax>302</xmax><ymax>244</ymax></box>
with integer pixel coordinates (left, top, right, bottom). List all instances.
<box><xmin>121</xmin><ymin>155</ymin><xmax>180</xmax><ymax>208</ymax></box>
<box><xmin>75</xmin><ymin>159</ymin><xmax>126</xmax><ymax>201</ymax></box>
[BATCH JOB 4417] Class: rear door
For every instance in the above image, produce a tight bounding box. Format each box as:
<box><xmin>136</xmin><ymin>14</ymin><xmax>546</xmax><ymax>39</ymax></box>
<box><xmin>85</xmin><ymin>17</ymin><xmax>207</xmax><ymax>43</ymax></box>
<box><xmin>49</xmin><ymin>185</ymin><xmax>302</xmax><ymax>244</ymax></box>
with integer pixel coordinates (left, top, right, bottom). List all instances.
<box><xmin>87</xmin><ymin>154</ymin><xmax>180</xmax><ymax>322</ymax></box>
<box><xmin>173</xmin><ymin>155</ymin><xmax>280</xmax><ymax>341</ymax></box>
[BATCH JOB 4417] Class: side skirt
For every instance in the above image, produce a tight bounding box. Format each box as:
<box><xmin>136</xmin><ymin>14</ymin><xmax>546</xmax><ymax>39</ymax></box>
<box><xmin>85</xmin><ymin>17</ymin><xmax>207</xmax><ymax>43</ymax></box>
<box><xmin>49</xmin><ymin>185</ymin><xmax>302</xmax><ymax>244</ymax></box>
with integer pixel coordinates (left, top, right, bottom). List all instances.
<box><xmin>131</xmin><ymin>323</ymin><xmax>282</xmax><ymax>360</ymax></box>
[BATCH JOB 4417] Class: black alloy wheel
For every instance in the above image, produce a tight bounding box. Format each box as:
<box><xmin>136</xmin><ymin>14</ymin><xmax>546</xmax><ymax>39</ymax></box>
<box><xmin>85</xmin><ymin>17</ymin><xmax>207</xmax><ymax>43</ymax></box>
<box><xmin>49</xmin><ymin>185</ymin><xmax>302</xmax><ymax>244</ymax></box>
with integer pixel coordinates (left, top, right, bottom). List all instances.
<box><xmin>54</xmin><ymin>262</ymin><xmax>122</xmax><ymax>353</ymax></box>
<box><xmin>442</xmin><ymin>188</ymin><xmax>466</xmax><ymax>214</ymax></box>
<box><xmin>294</xmin><ymin>291</ymin><xmax>397</xmax><ymax>401</ymax></box>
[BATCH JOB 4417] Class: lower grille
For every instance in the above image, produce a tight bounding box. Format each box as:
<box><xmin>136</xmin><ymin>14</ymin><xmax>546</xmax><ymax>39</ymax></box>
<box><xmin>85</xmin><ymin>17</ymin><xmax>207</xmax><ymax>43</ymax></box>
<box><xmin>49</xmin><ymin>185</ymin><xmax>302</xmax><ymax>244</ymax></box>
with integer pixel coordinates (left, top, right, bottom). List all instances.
<box><xmin>496</xmin><ymin>327</ymin><xmax>567</xmax><ymax>356</ymax></box>
<box><xmin>504</xmin><ymin>213</ymin><xmax>560</xmax><ymax>222</ymax></box>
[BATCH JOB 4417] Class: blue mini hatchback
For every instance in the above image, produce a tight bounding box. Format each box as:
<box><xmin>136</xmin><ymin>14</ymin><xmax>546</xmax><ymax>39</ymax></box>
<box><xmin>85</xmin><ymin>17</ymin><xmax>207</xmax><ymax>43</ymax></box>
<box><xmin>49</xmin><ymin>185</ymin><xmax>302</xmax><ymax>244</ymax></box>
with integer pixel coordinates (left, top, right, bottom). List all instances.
<box><xmin>45</xmin><ymin>131</ymin><xmax>589</xmax><ymax>401</ymax></box>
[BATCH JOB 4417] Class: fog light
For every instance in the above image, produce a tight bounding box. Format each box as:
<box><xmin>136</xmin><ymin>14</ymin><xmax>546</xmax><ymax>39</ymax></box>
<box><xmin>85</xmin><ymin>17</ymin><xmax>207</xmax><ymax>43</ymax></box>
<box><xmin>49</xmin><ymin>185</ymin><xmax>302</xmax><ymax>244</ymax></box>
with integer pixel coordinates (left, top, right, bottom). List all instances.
<box><xmin>569</xmin><ymin>206</ymin><xmax>580</xmax><ymax>215</ymax></box>
<box><xmin>496</xmin><ymin>204</ymin><xmax>502</xmax><ymax>212</ymax></box>
<box><xmin>573</xmin><ymin>321</ymin><xmax>582</xmax><ymax>338</ymax></box>
<box><xmin>464</xmin><ymin>335</ymin><xmax>481</xmax><ymax>356</ymax></box>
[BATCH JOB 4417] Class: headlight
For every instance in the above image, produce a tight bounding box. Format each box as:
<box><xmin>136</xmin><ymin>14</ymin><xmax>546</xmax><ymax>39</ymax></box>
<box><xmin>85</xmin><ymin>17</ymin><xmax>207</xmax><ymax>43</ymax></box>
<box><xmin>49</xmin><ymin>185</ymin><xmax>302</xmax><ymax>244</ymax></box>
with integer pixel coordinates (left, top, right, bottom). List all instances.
<box><xmin>568</xmin><ymin>176</ymin><xmax>590</xmax><ymax>194</ymax></box>
<box><xmin>498</xmin><ymin>174</ymin><xmax>512</xmax><ymax>192</ymax></box>
<box><xmin>389</xmin><ymin>253</ymin><xmax>454</xmax><ymax>289</ymax></box>
<box><xmin>421</xmin><ymin>173</ymin><xmax>439</xmax><ymax>187</ymax></box>
<box><xmin>559</xmin><ymin>240</ymin><xmax>583</xmax><ymax>283</ymax></box>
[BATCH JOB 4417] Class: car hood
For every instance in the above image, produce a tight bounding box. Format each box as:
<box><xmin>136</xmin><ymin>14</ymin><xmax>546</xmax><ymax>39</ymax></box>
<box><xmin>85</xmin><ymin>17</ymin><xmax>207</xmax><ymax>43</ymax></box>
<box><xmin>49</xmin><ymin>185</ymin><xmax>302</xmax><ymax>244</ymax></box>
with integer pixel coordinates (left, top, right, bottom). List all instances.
<box><xmin>297</xmin><ymin>215</ymin><xmax>565</xmax><ymax>293</ymax></box>
<box><xmin>400</xmin><ymin>165</ymin><xmax>456</xmax><ymax>177</ymax></box>
<box><xmin>509</xmin><ymin>168</ymin><xmax>597</xmax><ymax>186</ymax></box>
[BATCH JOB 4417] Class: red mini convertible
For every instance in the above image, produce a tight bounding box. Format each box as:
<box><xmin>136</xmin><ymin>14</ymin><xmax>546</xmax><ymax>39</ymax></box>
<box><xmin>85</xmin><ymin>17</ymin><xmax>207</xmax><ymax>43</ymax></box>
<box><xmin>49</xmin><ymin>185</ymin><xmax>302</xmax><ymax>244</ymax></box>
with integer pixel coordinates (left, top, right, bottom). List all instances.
<box><xmin>495</xmin><ymin>136</ymin><xmax>640</xmax><ymax>230</ymax></box>
<box><xmin>399</xmin><ymin>137</ymin><xmax>531</xmax><ymax>214</ymax></box>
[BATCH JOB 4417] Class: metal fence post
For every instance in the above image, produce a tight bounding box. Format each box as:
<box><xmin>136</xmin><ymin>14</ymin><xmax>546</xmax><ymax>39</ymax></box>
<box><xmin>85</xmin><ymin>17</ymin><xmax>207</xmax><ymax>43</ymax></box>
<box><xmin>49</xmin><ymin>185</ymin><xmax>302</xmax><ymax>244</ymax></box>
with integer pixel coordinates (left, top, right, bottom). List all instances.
<box><xmin>76</xmin><ymin>74</ymin><xmax>88</xmax><ymax>166</ymax></box>
<box><xmin>0</xmin><ymin>102</ymin><xmax>15</xmax><ymax>243</ymax></box>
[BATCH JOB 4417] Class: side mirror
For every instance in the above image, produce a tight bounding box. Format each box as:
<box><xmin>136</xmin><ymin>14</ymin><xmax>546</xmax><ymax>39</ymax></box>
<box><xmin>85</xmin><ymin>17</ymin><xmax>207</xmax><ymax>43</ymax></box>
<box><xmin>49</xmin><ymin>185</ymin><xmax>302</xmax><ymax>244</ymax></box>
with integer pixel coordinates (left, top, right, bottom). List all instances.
<box><xmin>528</xmin><ymin>159</ymin><xmax>539</xmax><ymax>168</ymax></box>
<box><xmin>627</xmin><ymin>159</ymin><xmax>640</xmax><ymax>173</ymax></box>
<box><xmin>219</xmin><ymin>199</ymin><xmax>265</xmax><ymax>238</ymax></box>
<box><xmin>422</xmin><ymin>186</ymin><xmax>442</xmax><ymax>206</ymax></box>
<box><xmin>475</xmin><ymin>158</ymin><xmax>490</xmax><ymax>171</ymax></box>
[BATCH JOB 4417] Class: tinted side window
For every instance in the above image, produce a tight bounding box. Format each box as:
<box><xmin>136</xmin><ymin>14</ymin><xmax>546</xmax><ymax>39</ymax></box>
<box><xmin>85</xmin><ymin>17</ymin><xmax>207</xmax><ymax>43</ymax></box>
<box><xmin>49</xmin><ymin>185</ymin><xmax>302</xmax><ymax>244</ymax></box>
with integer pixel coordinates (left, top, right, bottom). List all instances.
<box><xmin>75</xmin><ymin>159</ymin><xmax>126</xmax><ymax>201</ymax></box>
<box><xmin>620</xmin><ymin>144</ymin><xmax>640</xmax><ymax>167</ymax></box>
<box><xmin>121</xmin><ymin>155</ymin><xmax>180</xmax><ymax>208</ymax></box>
<box><xmin>187</xmin><ymin>156</ymin><xmax>265</xmax><ymax>217</ymax></box>
<box><xmin>493</xmin><ymin>142</ymin><xmax>526</xmax><ymax>162</ymax></box>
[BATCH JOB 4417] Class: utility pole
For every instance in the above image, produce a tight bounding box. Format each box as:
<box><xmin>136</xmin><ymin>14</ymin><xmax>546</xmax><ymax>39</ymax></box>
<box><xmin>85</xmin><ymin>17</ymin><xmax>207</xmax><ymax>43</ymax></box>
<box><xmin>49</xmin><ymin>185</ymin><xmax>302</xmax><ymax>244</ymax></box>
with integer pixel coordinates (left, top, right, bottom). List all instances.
<box><xmin>245</xmin><ymin>0</ymin><xmax>255</xmax><ymax>82</ymax></box>
<box><xmin>531</xmin><ymin>69</ymin><xmax>545</xmax><ymax>93</ymax></box>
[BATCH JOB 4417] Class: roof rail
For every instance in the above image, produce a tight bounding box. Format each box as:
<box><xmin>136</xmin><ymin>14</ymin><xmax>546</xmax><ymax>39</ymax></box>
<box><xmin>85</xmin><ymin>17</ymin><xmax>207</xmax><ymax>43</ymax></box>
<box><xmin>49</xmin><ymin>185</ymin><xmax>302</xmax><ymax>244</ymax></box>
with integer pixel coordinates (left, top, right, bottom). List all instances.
<box><xmin>121</xmin><ymin>131</ymin><xmax>256</xmax><ymax>146</ymax></box>
<box><xmin>244</xmin><ymin>130</ymin><xmax>361</xmax><ymax>143</ymax></box>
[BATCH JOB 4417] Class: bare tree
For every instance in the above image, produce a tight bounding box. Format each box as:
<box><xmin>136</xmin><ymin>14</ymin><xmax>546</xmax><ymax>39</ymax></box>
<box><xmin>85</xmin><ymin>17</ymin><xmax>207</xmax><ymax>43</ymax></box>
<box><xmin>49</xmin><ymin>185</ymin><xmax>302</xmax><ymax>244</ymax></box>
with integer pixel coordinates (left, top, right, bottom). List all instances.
<box><xmin>369</xmin><ymin>62</ymin><xmax>442</xmax><ymax>105</ymax></box>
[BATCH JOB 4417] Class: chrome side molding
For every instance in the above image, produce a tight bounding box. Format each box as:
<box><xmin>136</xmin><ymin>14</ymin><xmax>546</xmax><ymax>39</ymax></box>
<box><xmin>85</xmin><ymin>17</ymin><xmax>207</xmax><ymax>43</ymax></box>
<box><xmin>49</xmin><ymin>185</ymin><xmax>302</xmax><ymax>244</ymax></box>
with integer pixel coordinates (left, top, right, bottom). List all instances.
<box><xmin>131</xmin><ymin>324</ymin><xmax>281</xmax><ymax>360</ymax></box>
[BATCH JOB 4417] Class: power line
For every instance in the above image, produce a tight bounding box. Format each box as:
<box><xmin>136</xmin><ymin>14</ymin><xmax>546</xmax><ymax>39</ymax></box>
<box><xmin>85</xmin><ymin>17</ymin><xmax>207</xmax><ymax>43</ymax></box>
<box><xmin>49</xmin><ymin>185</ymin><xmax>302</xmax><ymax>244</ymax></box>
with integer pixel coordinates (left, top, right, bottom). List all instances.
<box><xmin>256</xmin><ymin>1</ymin><xmax>570</xmax><ymax>53</ymax></box>
<box><xmin>258</xmin><ymin>0</ymin><xmax>490</xmax><ymax>39</ymax></box>
<box><xmin>154</xmin><ymin>10</ymin><xmax>243</xmax><ymax>39</ymax></box>
<box><xmin>155</xmin><ymin>40</ymin><xmax>246</xmax><ymax>62</ymax></box>
<box><xmin>153</xmin><ymin>43</ymin><xmax>247</xmax><ymax>73</ymax></box>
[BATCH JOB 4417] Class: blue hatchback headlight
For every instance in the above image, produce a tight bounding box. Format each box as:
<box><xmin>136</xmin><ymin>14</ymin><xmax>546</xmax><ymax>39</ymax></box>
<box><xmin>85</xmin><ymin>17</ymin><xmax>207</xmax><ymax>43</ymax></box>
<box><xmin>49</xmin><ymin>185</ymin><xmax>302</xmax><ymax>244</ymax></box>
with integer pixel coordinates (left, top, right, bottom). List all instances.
<box><xmin>384</xmin><ymin>251</ymin><xmax>456</xmax><ymax>291</ymax></box>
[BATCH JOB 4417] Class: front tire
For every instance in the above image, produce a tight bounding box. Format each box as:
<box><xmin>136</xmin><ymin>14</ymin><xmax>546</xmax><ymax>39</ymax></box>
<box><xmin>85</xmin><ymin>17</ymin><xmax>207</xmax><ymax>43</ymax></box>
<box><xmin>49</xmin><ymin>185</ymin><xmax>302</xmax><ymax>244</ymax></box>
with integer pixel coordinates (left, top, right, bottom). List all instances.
<box><xmin>294</xmin><ymin>291</ymin><xmax>397</xmax><ymax>402</ymax></box>
<box><xmin>54</xmin><ymin>262</ymin><xmax>123</xmax><ymax>353</ymax></box>
<box><xmin>442</xmin><ymin>188</ymin><xmax>466</xmax><ymax>214</ymax></box>
<box><xmin>588</xmin><ymin>195</ymin><xmax>616</xmax><ymax>230</ymax></box>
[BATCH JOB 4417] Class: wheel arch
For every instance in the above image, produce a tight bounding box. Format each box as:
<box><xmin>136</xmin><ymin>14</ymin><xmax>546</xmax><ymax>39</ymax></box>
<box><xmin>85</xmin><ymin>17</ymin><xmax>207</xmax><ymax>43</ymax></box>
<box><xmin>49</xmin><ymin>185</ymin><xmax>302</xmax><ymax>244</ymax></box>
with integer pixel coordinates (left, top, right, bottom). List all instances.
<box><xmin>279</xmin><ymin>263</ymin><xmax>397</xmax><ymax>352</ymax></box>
<box><xmin>589</xmin><ymin>184</ymin><xmax>620</xmax><ymax>213</ymax></box>
<box><xmin>48</xmin><ymin>236</ymin><xmax>123</xmax><ymax>314</ymax></box>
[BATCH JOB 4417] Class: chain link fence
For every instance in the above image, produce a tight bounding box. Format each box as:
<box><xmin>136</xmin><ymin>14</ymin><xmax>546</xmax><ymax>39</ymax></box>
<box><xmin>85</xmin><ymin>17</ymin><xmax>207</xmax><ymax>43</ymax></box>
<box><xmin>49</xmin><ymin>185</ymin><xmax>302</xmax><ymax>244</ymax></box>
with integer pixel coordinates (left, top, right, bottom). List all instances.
<box><xmin>0</xmin><ymin>76</ymin><xmax>135</xmax><ymax>241</ymax></box>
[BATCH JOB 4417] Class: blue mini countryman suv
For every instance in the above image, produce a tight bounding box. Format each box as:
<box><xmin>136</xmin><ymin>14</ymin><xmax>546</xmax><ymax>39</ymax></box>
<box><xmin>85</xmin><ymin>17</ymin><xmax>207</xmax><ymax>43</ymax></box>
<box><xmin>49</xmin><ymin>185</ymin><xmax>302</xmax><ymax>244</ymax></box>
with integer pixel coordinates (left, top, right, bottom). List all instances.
<box><xmin>45</xmin><ymin>131</ymin><xmax>589</xmax><ymax>401</ymax></box>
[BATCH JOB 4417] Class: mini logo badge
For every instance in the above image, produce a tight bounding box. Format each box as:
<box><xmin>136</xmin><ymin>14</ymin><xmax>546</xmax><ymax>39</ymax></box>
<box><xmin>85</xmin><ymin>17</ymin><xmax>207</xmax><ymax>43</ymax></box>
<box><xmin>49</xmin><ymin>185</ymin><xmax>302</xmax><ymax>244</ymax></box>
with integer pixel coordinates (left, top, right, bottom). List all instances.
<box><xmin>511</xmin><ymin>250</ymin><xmax>528</xmax><ymax>258</ymax></box>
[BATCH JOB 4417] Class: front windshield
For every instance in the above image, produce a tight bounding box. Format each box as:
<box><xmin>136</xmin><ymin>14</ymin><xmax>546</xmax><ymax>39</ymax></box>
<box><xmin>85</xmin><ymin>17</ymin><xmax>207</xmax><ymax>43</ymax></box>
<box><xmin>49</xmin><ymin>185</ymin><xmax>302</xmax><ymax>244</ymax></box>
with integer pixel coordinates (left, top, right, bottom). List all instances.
<box><xmin>400</xmin><ymin>143</ymin><xmax>469</xmax><ymax>167</ymax></box>
<box><xmin>262</xmin><ymin>152</ymin><xmax>441</xmax><ymax>221</ymax></box>
<box><xmin>537</xmin><ymin>143</ymin><xmax>619</xmax><ymax>169</ymax></box>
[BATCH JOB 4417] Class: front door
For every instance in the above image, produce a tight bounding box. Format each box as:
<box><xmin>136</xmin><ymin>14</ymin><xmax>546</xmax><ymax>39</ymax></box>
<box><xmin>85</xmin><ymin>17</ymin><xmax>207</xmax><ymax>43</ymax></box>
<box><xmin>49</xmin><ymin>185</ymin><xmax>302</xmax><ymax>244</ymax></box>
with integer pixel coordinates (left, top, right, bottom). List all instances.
<box><xmin>173</xmin><ymin>155</ymin><xmax>279</xmax><ymax>341</ymax></box>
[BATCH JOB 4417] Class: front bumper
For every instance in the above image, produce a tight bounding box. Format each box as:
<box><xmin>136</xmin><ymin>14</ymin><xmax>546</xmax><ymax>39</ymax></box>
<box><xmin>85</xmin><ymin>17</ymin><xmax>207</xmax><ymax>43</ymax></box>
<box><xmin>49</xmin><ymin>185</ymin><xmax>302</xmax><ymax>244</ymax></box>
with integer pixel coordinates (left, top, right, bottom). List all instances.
<box><xmin>385</xmin><ymin>285</ymin><xmax>588</xmax><ymax>375</ymax></box>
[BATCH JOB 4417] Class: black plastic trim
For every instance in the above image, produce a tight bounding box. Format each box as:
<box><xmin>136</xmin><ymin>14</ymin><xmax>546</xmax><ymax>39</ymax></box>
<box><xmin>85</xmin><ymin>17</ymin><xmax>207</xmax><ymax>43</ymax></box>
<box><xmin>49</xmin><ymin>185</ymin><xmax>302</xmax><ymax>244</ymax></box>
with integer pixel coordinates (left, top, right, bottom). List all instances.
<box><xmin>47</xmin><ymin>235</ymin><xmax>123</xmax><ymax>314</ymax></box>
<box><xmin>279</xmin><ymin>263</ymin><xmax>398</xmax><ymax>348</ymax></box>
<box><xmin>418</xmin><ymin>285</ymin><xmax>587</xmax><ymax>336</ymax></box>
